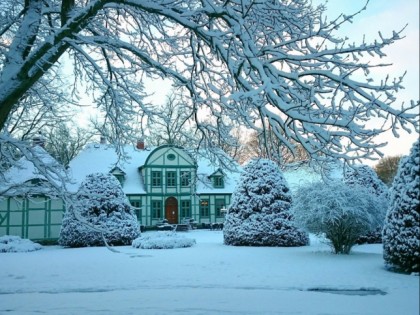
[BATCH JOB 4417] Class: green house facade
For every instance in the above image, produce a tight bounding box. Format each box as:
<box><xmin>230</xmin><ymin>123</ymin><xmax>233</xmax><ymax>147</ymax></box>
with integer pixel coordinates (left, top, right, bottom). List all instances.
<box><xmin>0</xmin><ymin>146</ymin><xmax>65</xmax><ymax>240</ymax></box>
<box><xmin>0</xmin><ymin>197</ymin><xmax>64</xmax><ymax>240</ymax></box>
<box><xmin>68</xmin><ymin>142</ymin><xmax>241</xmax><ymax>227</ymax></box>
<box><xmin>1</xmin><ymin>142</ymin><xmax>240</xmax><ymax>240</ymax></box>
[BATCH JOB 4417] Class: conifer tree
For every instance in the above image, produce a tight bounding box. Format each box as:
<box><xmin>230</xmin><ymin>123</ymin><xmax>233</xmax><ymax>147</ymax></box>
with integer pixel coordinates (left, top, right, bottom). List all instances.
<box><xmin>59</xmin><ymin>173</ymin><xmax>140</xmax><ymax>247</ymax></box>
<box><xmin>223</xmin><ymin>159</ymin><xmax>308</xmax><ymax>247</ymax></box>
<box><xmin>383</xmin><ymin>140</ymin><xmax>420</xmax><ymax>273</ymax></box>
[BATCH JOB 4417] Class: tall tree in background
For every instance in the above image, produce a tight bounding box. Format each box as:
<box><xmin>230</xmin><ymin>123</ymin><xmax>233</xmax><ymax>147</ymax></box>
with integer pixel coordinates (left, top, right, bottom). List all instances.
<box><xmin>44</xmin><ymin>123</ymin><xmax>93</xmax><ymax>167</ymax></box>
<box><xmin>1</xmin><ymin>0</ymin><xmax>419</xmax><ymax>187</ymax></box>
<box><xmin>243</xmin><ymin>130</ymin><xmax>309</xmax><ymax>166</ymax></box>
<box><xmin>2</xmin><ymin>72</ymin><xmax>75</xmax><ymax>144</ymax></box>
<box><xmin>146</xmin><ymin>93</ymin><xmax>194</xmax><ymax>147</ymax></box>
<box><xmin>374</xmin><ymin>156</ymin><xmax>403</xmax><ymax>186</ymax></box>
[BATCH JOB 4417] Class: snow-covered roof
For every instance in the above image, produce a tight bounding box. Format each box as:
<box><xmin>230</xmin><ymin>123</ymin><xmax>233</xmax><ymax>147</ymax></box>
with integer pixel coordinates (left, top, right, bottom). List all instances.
<box><xmin>0</xmin><ymin>146</ymin><xmax>65</xmax><ymax>197</ymax></box>
<box><xmin>67</xmin><ymin>143</ymin><xmax>241</xmax><ymax>195</ymax></box>
<box><xmin>67</xmin><ymin>143</ymin><xmax>150</xmax><ymax>194</ymax></box>
<box><xmin>196</xmin><ymin>158</ymin><xmax>241</xmax><ymax>194</ymax></box>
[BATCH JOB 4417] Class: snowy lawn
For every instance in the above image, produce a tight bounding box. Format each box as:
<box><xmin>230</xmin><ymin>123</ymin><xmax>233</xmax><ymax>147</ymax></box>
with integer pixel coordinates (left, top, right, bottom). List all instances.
<box><xmin>1</xmin><ymin>230</ymin><xmax>418</xmax><ymax>315</ymax></box>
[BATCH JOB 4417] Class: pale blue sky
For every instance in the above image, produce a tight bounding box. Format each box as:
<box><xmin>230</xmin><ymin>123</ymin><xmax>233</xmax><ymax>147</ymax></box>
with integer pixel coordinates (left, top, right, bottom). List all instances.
<box><xmin>312</xmin><ymin>0</ymin><xmax>419</xmax><ymax>159</ymax></box>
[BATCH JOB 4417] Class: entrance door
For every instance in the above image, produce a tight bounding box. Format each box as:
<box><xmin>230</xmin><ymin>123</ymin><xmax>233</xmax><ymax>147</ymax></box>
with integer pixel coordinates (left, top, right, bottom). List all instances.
<box><xmin>165</xmin><ymin>197</ymin><xmax>178</xmax><ymax>224</ymax></box>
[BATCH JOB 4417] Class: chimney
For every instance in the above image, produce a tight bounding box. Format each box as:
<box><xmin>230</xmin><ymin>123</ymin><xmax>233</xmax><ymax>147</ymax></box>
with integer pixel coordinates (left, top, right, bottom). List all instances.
<box><xmin>136</xmin><ymin>138</ymin><xmax>145</xmax><ymax>150</ymax></box>
<box><xmin>100</xmin><ymin>136</ymin><xmax>106</xmax><ymax>144</ymax></box>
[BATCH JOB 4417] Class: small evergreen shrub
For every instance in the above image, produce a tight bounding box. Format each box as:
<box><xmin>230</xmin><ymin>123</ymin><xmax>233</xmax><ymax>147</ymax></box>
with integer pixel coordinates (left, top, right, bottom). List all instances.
<box><xmin>223</xmin><ymin>159</ymin><xmax>308</xmax><ymax>247</ymax></box>
<box><xmin>59</xmin><ymin>173</ymin><xmax>140</xmax><ymax>247</ymax></box>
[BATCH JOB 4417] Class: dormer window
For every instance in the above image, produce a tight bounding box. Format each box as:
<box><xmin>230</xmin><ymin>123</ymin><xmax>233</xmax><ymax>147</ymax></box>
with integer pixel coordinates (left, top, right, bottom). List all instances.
<box><xmin>213</xmin><ymin>176</ymin><xmax>224</xmax><ymax>188</ymax></box>
<box><xmin>114</xmin><ymin>174</ymin><xmax>125</xmax><ymax>185</ymax></box>
<box><xmin>209</xmin><ymin>169</ymin><xmax>225</xmax><ymax>188</ymax></box>
<box><xmin>110</xmin><ymin>167</ymin><xmax>126</xmax><ymax>186</ymax></box>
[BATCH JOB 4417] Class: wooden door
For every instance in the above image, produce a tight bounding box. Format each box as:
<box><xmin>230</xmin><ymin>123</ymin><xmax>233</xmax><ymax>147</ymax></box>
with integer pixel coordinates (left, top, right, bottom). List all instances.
<box><xmin>165</xmin><ymin>197</ymin><xmax>178</xmax><ymax>224</ymax></box>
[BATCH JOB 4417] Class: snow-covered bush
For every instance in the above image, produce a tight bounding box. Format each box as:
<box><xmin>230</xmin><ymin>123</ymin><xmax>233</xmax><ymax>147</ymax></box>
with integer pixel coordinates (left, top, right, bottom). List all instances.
<box><xmin>59</xmin><ymin>173</ymin><xmax>140</xmax><ymax>247</ymax></box>
<box><xmin>344</xmin><ymin>164</ymin><xmax>389</xmax><ymax>197</ymax></box>
<box><xmin>132</xmin><ymin>232</ymin><xmax>196</xmax><ymax>249</ymax></box>
<box><xmin>0</xmin><ymin>235</ymin><xmax>42</xmax><ymax>253</ymax></box>
<box><xmin>223</xmin><ymin>159</ymin><xmax>308</xmax><ymax>247</ymax></box>
<box><xmin>383</xmin><ymin>140</ymin><xmax>420</xmax><ymax>273</ymax></box>
<box><xmin>344</xmin><ymin>164</ymin><xmax>389</xmax><ymax>244</ymax></box>
<box><xmin>294</xmin><ymin>181</ymin><xmax>385</xmax><ymax>254</ymax></box>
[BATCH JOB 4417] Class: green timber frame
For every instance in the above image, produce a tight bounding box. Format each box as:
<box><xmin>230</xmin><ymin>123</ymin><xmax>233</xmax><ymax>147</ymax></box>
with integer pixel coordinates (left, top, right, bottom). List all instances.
<box><xmin>127</xmin><ymin>145</ymin><xmax>232</xmax><ymax>226</ymax></box>
<box><xmin>0</xmin><ymin>196</ymin><xmax>65</xmax><ymax>240</ymax></box>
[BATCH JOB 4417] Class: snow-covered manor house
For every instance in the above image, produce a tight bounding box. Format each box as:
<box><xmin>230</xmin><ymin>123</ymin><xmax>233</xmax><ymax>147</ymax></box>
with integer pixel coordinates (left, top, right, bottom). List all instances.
<box><xmin>68</xmin><ymin>140</ymin><xmax>240</xmax><ymax>227</ymax></box>
<box><xmin>0</xmin><ymin>140</ymin><xmax>240</xmax><ymax>240</ymax></box>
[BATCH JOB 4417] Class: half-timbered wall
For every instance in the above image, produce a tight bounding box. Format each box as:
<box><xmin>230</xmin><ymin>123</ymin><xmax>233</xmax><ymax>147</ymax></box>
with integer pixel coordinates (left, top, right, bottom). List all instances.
<box><xmin>1</xmin><ymin>145</ymin><xmax>235</xmax><ymax>240</ymax></box>
<box><xmin>127</xmin><ymin>146</ymin><xmax>232</xmax><ymax>226</ymax></box>
<box><xmin>0</xmin><ymin>197</ymin><xmax>64</xmax><ymax>240</ymax></box>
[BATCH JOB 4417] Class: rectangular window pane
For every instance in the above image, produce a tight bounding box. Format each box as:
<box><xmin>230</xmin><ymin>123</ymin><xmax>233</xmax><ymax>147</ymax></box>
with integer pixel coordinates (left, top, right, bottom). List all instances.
<box><xmin>166</xmin><ymin>171</ymin><xmax>176</xmax><ymax>187</ymax></box>
<box><xmin>130</xmin><ymin>201</ymin><xmax>142</xmax><ymax>220</ymax></box>
<box><xmin>180</xmin><ymin>171</ymin><xmax>191</xmax><ymax>187</ymax></box>
<box><xmin>152</xmin><ymin>171</ymin><xmax>161</xmax><ymax>187</ymax></box>
<box><xmin>213</xmin><ymin>176</ymin><xmax>224</xmax><ymax>188</ymax></box>
<box><xmin>181</xmin><ymin>200</ymin><xmax>191</xmax><ymax>218</ymax></box>
<box><xmin>215</xmin><ymin>199</ymin><xmax>225</xmax><ymax>217</ymax></box>
<box><xmin>152</xmin><ymin>200</ymin><xmax>162</xmax><ymax>219</ymax></box>
<box><xmin>200</xmin><ymin>199</ymin><xmax>209</xmax><ymax>217</ymax></box>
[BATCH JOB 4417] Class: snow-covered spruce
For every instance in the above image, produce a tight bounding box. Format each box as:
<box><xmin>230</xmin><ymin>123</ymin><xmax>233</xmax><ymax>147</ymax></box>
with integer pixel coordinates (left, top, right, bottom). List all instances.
<box><xmin>294</xmin><ymin>181</ymin><xmax>384</xmax><ymax>254</ymax></box>
<box><xmin>59</xmin><ymin>173</ymin><xmax>140</xmax><ymax>247</ymax></box>
<box><xmin>0</xmin><ymin>235</ymin><xmax>42</xmax><ymax>253</ymax></box>
<box><xmin>383</xmin><ymin>140</ymin><xmax>420</xmax><ymax>273</ymax></box>
<box><xmin>344</xmin><ymin>164</ymin><xmax>389</xmax><ymax>244</ymax></box>
<box><xmin>132</xmin><ymin>232</ymin><xmax>196</xmax><ymax>249</ymax></box>
<box><xmin>223</xmin><ymin>159</ymin><xmax>308</xmax><ymax>247</ymax></box>
<box><xmin>344</xmin><ymin>164</ymin><xmax>389</xmax><ymax>197</ymax></box>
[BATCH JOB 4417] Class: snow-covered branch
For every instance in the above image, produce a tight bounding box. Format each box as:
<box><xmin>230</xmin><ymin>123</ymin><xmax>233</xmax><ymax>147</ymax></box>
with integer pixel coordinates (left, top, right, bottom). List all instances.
<box><xmin>0</xmin><ymin>0</ymin><xmax>418</xmax><ymax>167</ymax></box>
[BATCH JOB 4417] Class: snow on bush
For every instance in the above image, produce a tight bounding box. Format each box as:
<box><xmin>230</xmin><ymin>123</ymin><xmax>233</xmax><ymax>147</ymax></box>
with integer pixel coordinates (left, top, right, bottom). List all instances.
<box><xmin>223</xmin><ymin>159</ymin><xmax>308</xmax><ymax>247</ymax></box>
<box><xmin>344</xmin><ymin>164</ymin><xmax>389</xmax><ymax>244</ymax></box>
<box><xmin>294</xmin><ymin>181</ymin><xmax>385</xmax><ymax>254</ymax></box>
<box><xmin>0</xmin><ymin>235</ymin><xmax>42</xmax><ymax>253</ymax></box>
<box><xmin>383</xmin><ymin>140</ymin><xmax>420</xmax><ymax>273</ymax></box>
<box><xmin>132</xmin><ymin>232</ymin><xmax>196</xmax><ymax>249</ymax></box>
<box><xmin>59</xmin><ymin>173</ymin><xmax>140</xmax><ymax>247</ymax></box>
<box><xmin>344</xmin><ymin>164</ymin><xmax>389</xmax><ymax>197</ymax></box>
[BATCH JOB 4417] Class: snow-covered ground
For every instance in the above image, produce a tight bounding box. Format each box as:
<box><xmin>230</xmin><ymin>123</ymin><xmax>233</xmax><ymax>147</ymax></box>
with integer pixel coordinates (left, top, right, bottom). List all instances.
<box><xmin>1</xmin><ymin>230</ymin><xmax>418</xmax><ymax>315</ymax></box>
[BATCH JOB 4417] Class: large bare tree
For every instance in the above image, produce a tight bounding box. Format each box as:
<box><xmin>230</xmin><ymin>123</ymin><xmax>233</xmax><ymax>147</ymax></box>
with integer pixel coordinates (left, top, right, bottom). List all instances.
<box><xmin>1</xmin><ymin>0</ymin><xmax>419</xmax><ymax>175</ymax></box>
<box><xmin>146</xmin><ymin>93</ymin><xmax>195</xmax><ymax>147</ymax></box>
